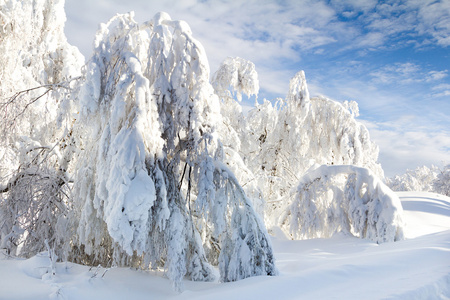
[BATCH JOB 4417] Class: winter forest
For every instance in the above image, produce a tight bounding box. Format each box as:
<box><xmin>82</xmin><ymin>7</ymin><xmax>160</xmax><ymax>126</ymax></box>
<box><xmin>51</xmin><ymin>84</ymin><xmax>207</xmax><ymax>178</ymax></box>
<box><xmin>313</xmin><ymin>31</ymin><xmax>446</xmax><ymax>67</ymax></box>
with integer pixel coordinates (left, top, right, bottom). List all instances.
<box><xmin>1</xmin><ymin>0</ymin><xmax>449</xmax><ymax>298</ymax></box>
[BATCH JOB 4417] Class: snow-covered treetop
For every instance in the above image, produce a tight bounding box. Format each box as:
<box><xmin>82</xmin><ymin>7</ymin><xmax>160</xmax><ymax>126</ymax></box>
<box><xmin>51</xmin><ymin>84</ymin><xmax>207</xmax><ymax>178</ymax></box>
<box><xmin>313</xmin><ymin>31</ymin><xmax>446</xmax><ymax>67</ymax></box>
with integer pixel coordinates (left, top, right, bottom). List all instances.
<box><xmin>212</xmin><ymin>57</ymin><xmax>259</xmax><ymax>102</ymax></box>
<box><xmin>0</xmin><ymin>0</ymin><xmax>83</xmax><ymax>92</ymax></box>
<box><xmin>287</xmin><ymin>70</ymin><xmax>310</xmax><ymax>106</ymax></box>
<box><xmin>0</xmin><ymin>0</ymin><xmax>84</xmax><ymax>185</ymax></box>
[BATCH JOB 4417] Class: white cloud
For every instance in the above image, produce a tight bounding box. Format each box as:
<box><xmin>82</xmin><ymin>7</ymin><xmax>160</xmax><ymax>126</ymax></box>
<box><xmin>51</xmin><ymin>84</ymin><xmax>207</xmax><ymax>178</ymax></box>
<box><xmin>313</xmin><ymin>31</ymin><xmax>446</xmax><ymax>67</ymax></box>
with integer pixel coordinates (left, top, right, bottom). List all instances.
<box><xmin>414</xmin><ymin>0</ymin><xmax>450</xmax><ymax>46</ymax></box>
<box><xmin>370</xmin><ymin>63</ymin><xmax>448</xmax><ymax>85</ymax></box>
<box><xmin>426</xmin><ymin>70</ymin><xmax>448</xmax><ymax>82</ymax></box>
<box><xmin>355</xmin><ymin>31</ymin><xmax>385</xmax><ymax>48</ymax></box>
<box><xmin>431</xmin><ymin>83</ymin><xmax>450</xmax><ymax>98</ymax></box>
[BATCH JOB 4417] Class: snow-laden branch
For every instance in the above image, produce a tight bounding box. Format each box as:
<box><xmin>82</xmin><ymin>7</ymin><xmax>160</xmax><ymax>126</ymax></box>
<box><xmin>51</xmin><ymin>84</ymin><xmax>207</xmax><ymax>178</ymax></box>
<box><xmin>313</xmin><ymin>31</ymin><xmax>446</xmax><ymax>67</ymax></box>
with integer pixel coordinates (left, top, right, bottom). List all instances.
<box><xmin>279</xmin><ymin>165</ymin><xmax>405</xmax><ymax>243</ymax></box>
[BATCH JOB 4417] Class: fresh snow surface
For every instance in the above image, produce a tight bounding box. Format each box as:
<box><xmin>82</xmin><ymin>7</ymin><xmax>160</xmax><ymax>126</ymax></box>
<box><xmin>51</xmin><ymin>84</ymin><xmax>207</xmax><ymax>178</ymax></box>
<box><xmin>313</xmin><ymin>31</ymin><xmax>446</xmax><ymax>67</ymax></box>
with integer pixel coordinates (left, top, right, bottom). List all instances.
<box><xmin>1</xmin><ymin>192</ymin><xmax>449</xmax><ymax>300</ymax></box>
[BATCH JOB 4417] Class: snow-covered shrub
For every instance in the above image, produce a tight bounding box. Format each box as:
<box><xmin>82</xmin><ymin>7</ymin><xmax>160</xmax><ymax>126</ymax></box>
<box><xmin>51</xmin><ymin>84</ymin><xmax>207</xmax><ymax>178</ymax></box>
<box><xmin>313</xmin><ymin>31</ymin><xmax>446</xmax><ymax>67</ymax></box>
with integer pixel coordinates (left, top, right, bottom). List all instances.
<box><xmin>387</xmin><ymin>165</ymin><xmax>439</xmax><ymax>192</ymax></box>
<box><xmin>65</xmin><ymin>12</ymin><xmax>276</xmax><ymax>290</ymax></box>
<box><xmin>279</xmin><ymin>165</ymin><xmax>404</xmax><ymax>243</ymax></box>
<box><xmin>433</xmin><ymin>164</ymin><xmax>450</xmax><ymax>196</ymax></box>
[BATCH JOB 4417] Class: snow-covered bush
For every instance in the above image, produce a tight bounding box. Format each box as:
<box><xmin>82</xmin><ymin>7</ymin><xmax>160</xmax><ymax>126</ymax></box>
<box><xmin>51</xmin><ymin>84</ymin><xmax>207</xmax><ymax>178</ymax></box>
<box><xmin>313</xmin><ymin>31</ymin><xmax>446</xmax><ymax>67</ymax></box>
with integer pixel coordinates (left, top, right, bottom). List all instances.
<box><xmin>279</xmin><ymin>165</ymin><xmax>404</xmax><ymax>243</ymax></box>
<box><xmin>65</xmin><ymin>12</ymin><xmax>276</xmax><ymax>290</ymax></box>
<box><xmin>387</xmin><ymin>165</ymin><xmax>439</xmax><ymax>192</ymax></box>
<box><xmin>433</xmin><ymin>164</ymin><xmax>450</xmax><ymax>196</ymax></box>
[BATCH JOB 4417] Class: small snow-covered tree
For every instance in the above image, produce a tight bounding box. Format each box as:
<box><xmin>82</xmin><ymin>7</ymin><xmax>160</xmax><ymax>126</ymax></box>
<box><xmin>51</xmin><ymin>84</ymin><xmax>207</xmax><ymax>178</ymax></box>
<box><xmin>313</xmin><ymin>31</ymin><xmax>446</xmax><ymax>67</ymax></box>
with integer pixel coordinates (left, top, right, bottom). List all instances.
<box><xmin>279</xmin><ymin>165</ymin><xmax>404</xmax><ymax>243</ymax></box>
<box><xmin>433</xmin><ymin>164</ymin><xmax>450</xmax><ymax>196</ymax></box>
<box><xmin>66</xmin><ymin>12</ymin><xmax>276</xmax><ymax>290</ymax></box>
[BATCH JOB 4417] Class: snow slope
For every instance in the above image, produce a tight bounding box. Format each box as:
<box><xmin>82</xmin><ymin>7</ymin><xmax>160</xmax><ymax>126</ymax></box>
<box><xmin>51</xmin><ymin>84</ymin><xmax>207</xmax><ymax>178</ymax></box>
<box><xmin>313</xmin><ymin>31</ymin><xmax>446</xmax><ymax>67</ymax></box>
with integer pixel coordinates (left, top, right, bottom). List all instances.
<box><xmin>1</xmin><ymin>192</ymin><xmax>449</xmax><ymax>299</ymax></box>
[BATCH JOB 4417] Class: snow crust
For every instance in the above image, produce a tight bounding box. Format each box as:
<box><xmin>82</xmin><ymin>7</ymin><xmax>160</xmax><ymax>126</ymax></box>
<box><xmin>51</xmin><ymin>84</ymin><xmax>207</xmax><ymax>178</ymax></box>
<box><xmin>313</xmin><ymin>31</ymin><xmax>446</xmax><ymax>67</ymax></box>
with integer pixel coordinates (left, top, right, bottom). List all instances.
<box><xmin>1</xmin><ymin>191</ymin><xmax>449</xmax><ymax>299</ymax></box>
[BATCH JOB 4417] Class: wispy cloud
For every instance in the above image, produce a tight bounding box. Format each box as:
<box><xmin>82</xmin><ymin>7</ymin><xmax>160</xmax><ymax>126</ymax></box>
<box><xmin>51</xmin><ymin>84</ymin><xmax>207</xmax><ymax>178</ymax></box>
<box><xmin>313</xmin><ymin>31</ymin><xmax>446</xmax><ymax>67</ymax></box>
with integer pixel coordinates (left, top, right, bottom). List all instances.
<box><xmin>432</xmin><ymin>83</ymin><xmax>450</xmax><ymax>98</ymax></box>
<box><xmin>414</xmin><ymin>0</ymin><xmax>450</xmax><ymax>46</ymax></box>
<box><xmin>370</xmin><ymin>63</ymin><xmax>448</xmax><ymax>85</ymax></box>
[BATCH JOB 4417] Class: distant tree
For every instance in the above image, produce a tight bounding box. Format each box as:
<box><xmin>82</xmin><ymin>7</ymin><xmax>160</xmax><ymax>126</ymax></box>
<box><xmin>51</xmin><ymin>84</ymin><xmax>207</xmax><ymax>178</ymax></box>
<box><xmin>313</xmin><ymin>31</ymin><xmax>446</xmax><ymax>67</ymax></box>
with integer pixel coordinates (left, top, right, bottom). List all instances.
<box><xmin>433</xmin><ymin>164</ymin><xmax>450</xmax><ymax>196</ymax></box>
<box><xmin>386</xmin><ymin>165</ymin><xmax>439</xmax><ymax>192</ymax></box>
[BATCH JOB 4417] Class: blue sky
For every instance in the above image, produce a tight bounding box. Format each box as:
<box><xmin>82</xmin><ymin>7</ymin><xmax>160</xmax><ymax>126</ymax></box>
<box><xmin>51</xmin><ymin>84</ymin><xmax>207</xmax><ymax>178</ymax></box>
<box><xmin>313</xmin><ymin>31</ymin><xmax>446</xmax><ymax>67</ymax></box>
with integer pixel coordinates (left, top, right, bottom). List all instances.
<box><xmin>64</xmin><ymin>0</ymin><xmax>450</xmax><ymax>177</ymax></box>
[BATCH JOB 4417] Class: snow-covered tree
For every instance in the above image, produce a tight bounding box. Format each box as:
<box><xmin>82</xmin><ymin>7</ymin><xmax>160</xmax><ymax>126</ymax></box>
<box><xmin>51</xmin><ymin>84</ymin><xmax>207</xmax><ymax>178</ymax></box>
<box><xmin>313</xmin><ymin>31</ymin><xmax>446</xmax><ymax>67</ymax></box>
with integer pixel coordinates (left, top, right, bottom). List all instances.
<box><xmin>0</xmin><ymin>0</ymin><xmax>83</xmax><ymax>257</ymax></box>
<box><xmin>65</xmin><ymin>12</ymin><xmax>276</xmax><ymax>290</ymax></box>
<box><xmin>387</xmin><ymin>165</ymin><xmax>439</xmax><ymax>192</ymax></box>
<box><xmin>433</xmin><ymin>164</ymin><xmax>450</xmax><ymax>196</ymax></box>
<box><xmin>212</xmin><ymin>57</ymin><xmax>264</xmax><ymax>215</ymax></box>
<box><xmin>246</xmin><ymin>71</ymin><xmax>383</xmax><ymax>206</ymax></box>
<box><xmin>0</xmin><ymin>0</ymin><xmax>82</xmax><ymax>146</ymax></box>
<box><xmin>278</xmin><ymin>165</ymin><xmax>404</xmax><ymax>243</ymax></box>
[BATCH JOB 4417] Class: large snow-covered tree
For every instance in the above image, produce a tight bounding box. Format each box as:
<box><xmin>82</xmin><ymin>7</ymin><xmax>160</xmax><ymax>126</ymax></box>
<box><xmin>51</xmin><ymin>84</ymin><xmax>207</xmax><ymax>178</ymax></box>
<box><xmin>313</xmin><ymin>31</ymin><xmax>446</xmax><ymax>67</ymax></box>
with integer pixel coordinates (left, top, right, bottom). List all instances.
<box><xmin>63</xmin><ymin>12</ymin><xmax>276</xmax><ymax>290</ymax></box>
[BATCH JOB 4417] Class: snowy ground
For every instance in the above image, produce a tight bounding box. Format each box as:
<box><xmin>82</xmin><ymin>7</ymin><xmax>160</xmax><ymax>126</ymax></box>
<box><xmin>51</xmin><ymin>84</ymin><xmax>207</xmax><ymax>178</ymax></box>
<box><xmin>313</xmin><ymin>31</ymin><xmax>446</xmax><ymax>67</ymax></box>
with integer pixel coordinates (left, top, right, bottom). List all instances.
<box><xmin>1</xmin><ymin>191</ymin><xmax>449</xmax><ymax>300</ymax></box>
